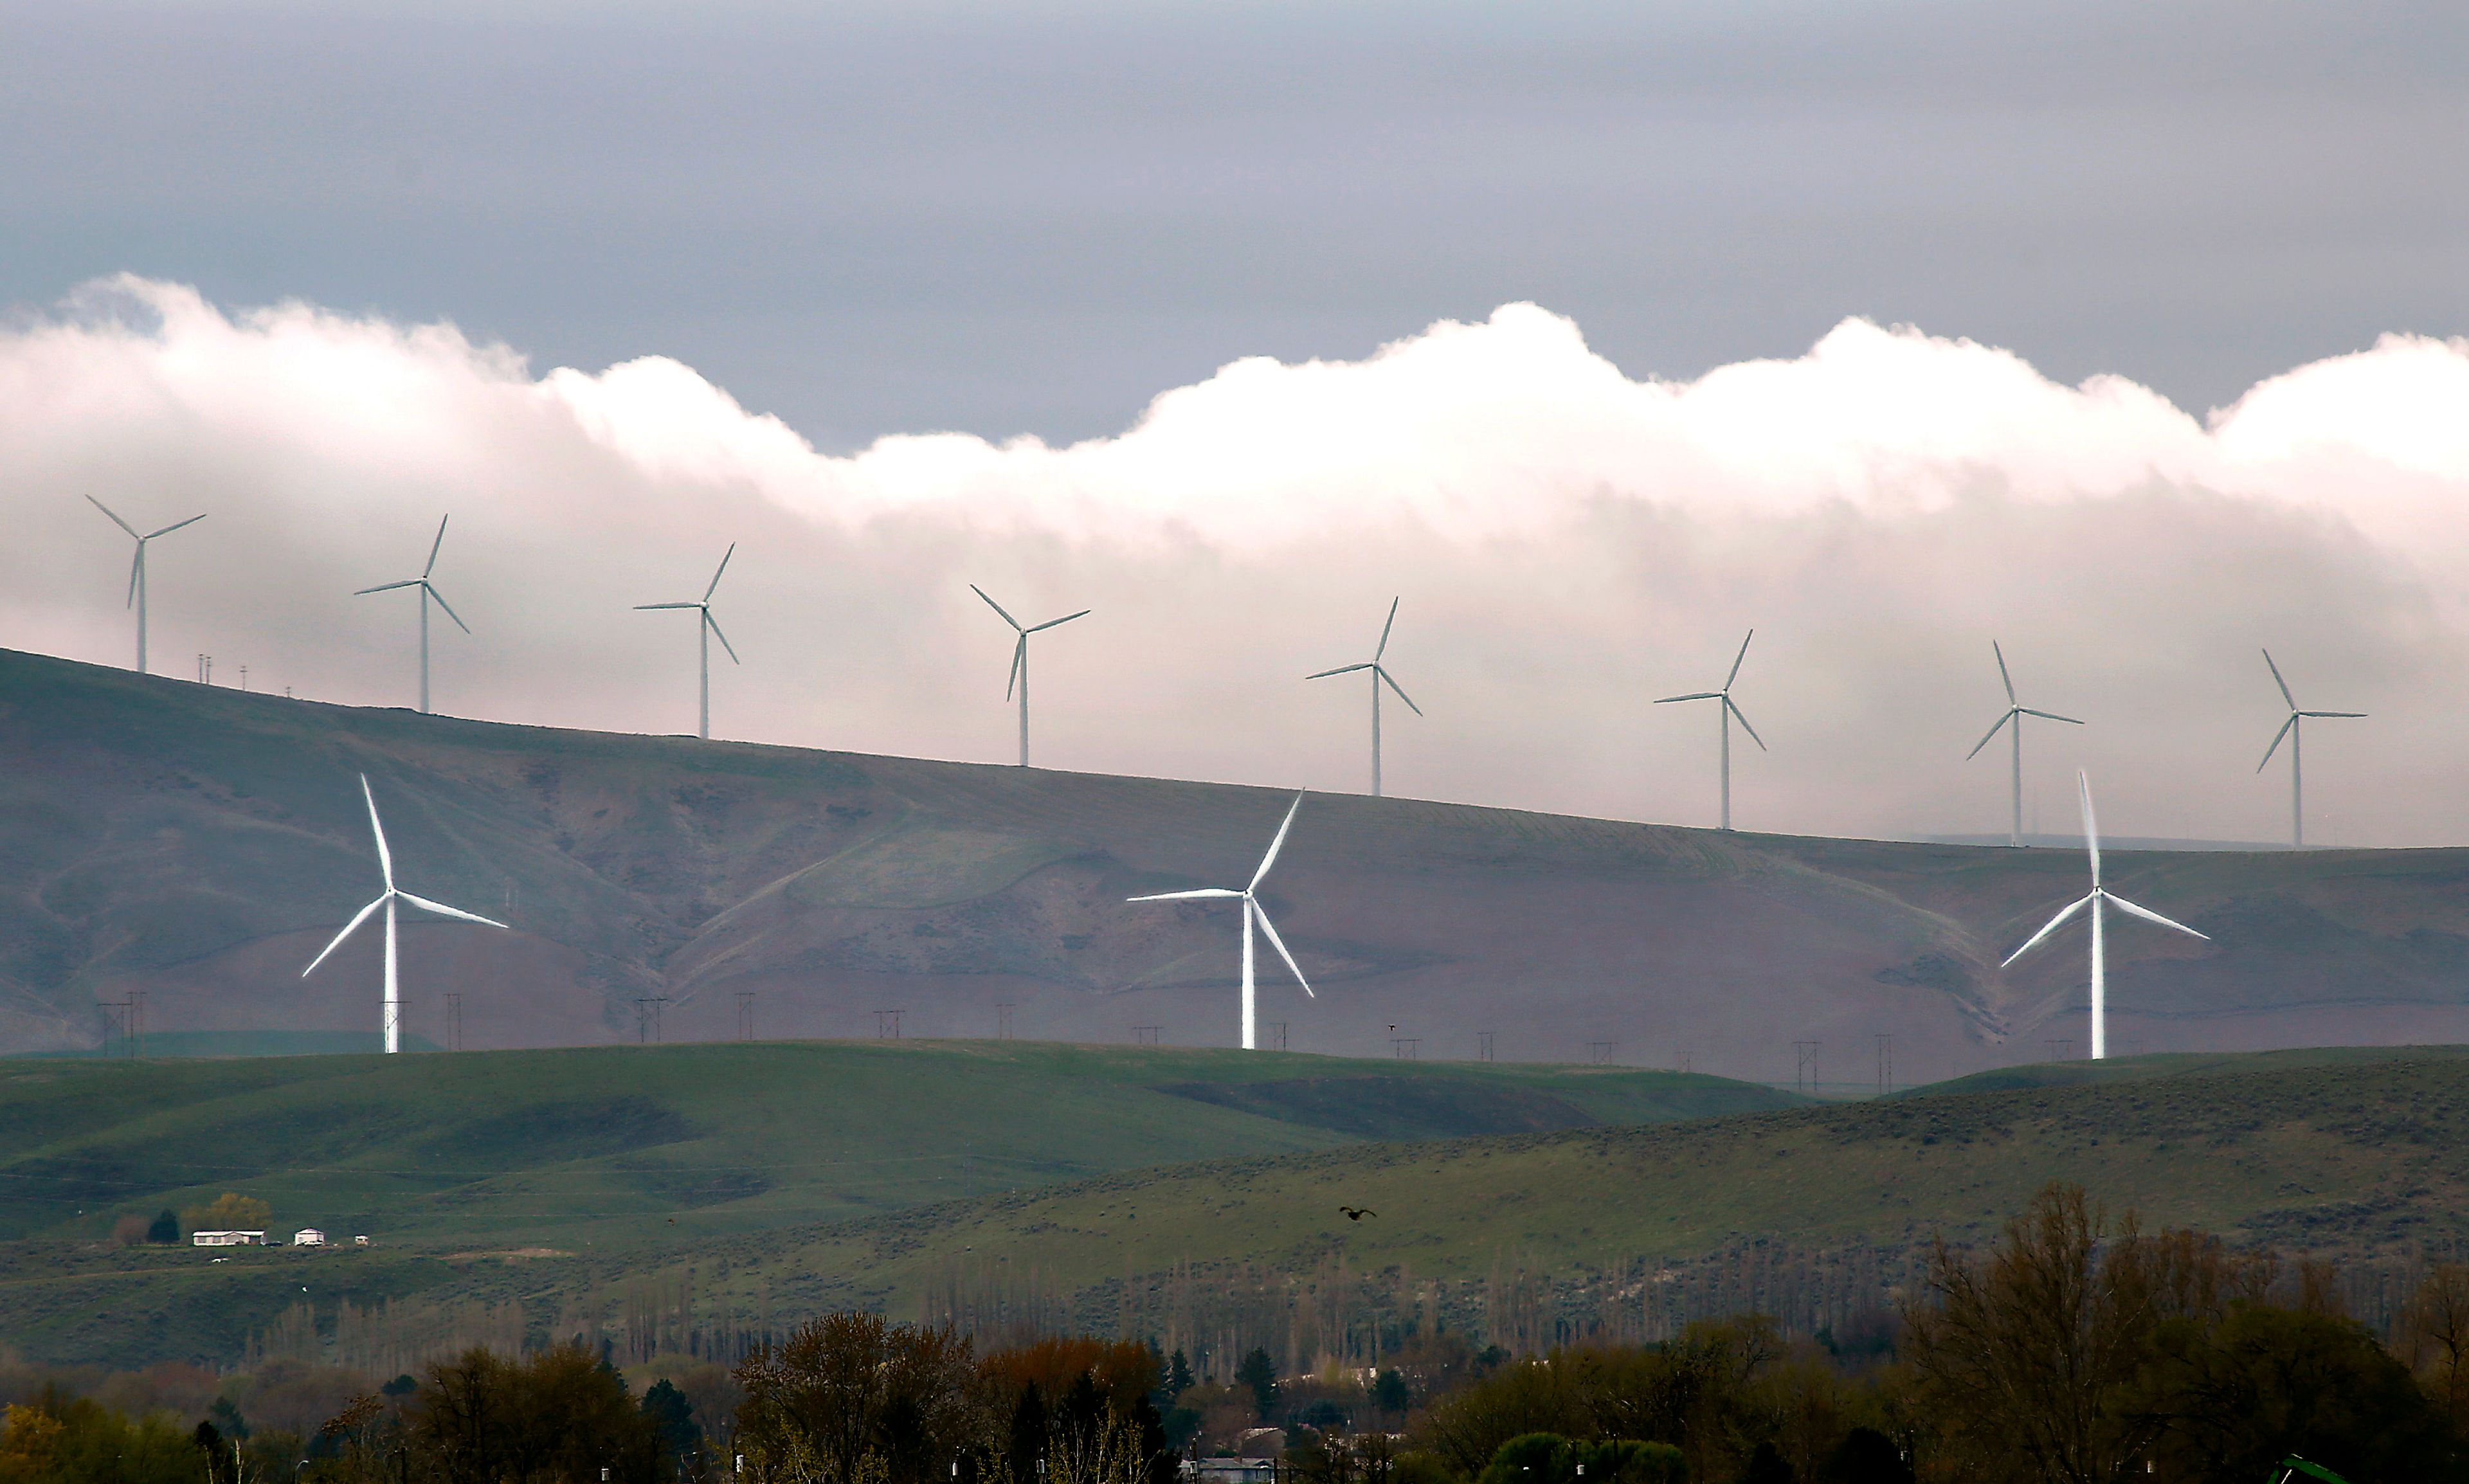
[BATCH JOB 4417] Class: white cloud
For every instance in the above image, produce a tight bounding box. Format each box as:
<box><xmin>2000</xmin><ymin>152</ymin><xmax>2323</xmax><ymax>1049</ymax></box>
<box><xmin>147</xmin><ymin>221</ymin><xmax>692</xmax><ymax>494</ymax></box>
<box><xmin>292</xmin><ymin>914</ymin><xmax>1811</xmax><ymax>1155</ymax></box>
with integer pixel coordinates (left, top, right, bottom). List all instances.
<box><xmin>5</xmin><ymin>276</ymin><xmax>2466</xmax><ymax>846</ymax></box>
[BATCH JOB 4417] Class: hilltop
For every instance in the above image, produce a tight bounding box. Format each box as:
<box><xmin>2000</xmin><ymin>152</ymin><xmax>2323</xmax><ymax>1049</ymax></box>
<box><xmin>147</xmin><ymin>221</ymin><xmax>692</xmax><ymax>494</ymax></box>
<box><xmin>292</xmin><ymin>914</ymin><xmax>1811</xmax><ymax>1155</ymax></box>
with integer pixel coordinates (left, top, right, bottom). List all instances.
<box><xmin>5</xmin><ymin>646</ymin><xmax>2469</xmax><ymax>1076</ymax></box>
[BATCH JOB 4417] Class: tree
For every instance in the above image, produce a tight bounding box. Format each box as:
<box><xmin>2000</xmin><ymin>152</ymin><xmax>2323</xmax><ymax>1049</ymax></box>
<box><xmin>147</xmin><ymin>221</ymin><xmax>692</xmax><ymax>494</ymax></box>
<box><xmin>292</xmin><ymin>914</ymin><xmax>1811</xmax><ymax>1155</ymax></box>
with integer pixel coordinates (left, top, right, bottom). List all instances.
<box><xmin>644</xmin><ymin>1379</ymin><xmax>705</xmax><ymax>1478</ymax></box>
<box><xmin>404</xmin><ymin>1344</ymin><xmax>667</xmax><ymax>1484</ymax></box>
<box><xmin>1902</xmin><ymin>1184</ymin><xmax>2168</xmax><ymax>1483</ymax></box>
<box><xmin>735</xmin><ymin>1313</ymin><xmax>979</xmax><ymax>1484</ymax></box>
<box><xmin>1235</xmin><ymin>1351</ymin><xmax>1280</xmax><ymax>1423</ymax></box>
<box><xmin>184</xmin><ymin>1193</ymin><xmax>271</xmax><ymax>1232</ymax></box>
<box><xmin>1373</xmin><ymin>1371</ymin><xmax>1411</xmax><ymax>1416</ymax></box>
<box><xmin>146</xmin><ymin>1209</ymin><xmax>180</xmax><ymax>1244</ymax></box>
<box><xmin>1816</xmin><ymin>1428</ymin><xmax>1911</xmax><ymax>1484</ymax></box>
<box><xmin>1166</xmin><ymin>1352</ymin><xmax>1195</xmax><ymax>1398</ymax></box>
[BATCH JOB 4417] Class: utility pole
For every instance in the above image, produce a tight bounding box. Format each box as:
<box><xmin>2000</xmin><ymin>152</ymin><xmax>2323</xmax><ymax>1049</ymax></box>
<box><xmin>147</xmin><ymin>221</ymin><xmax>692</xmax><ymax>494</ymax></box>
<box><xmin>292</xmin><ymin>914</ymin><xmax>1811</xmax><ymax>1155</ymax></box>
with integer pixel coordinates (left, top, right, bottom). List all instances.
<box><xmin>1477</xmin><ymin>1030</ymin><xmax>1495</xmax><ymax>1063</ymax></box>
<box><xmin>1587</xmin><ymin>1040</ymin><xmax>1616</xmax><ymax>1065</ymax></box>
<box><xmin>636</xmin><ymin>996</ymin><xmax>671</xmax><ymax>1044</ymax></box>
<box><xmin>995</xmin><ymin>1004</ymin><xmax>1014</xmax><ymax>1041</ymax></box>
<box><xmin>737</xmin><ymin>992</ymin><xmax>755</xmax><ymax>1041</ymax></box>
<box><xmin>876</xmin><ymin>1009</ymin><xmax>903</xmax><ymax>1039</ymax></box>
<box><xmin>446</xmin><ymin>993</ymin><xmax>463</xmax><ymax>1052</ymax></box>
<box><xmin>1793</xmin><ymin>1040</ymin><xmax>1820</xmax><ymax>1094</ymax></box>
<box><xmin>1134</xmin><ymin>1024</ymin><xmax>1162</xmax><ymax>1045</ymax></box>
<box><xmin>1874</xmin><ymin>1034</ymin><xmax>1893</xmax><ymax>1096</ymax></box>
<box><xmin>1266</xmin><ymin>1021</ymin><xmax>1287</xmax><ymax>1051</ymax></box>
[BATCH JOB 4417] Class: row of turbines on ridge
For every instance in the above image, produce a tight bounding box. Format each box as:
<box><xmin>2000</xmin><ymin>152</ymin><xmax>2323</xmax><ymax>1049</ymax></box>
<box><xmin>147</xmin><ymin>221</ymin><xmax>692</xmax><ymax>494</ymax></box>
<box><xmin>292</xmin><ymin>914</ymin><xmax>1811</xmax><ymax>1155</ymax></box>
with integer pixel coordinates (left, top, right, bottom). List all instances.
<box><xmin>87</xmin><ymin>497</ymin><xmax>2365</xmax><ymax>845</ymax></box>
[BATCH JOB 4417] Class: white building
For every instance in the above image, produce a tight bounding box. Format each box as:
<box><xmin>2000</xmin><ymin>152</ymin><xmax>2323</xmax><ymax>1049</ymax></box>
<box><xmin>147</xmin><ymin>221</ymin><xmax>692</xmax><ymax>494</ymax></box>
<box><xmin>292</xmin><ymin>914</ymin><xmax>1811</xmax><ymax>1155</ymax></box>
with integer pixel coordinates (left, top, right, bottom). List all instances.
<box><xmin>292</xmin><ymin>1229</ymin><xmax>327</xmax><ymax>1247</ymax></box>
<box><xmin>192</xmin><ymin>1230</ymin><xmax>264</xmax><ymax>1247</ymax></box>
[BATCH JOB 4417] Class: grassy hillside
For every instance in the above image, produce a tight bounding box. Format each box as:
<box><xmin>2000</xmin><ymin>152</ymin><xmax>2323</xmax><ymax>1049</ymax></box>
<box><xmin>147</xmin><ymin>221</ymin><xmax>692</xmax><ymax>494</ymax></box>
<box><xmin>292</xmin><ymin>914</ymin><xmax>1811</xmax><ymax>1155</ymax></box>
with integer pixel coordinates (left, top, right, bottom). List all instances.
<box><xmin>3</xmin><ymin>1045</ymin><xmax>2463</xmax><ymax>1369</ymax></box>
<box><xmin>10</xmin><ymin>646</ymin><xmax>2469</xmax><ymax>1081</ymax></box>
<box><xmin>0</xmin><ymin>1040</ymin><xmax>1796</xmax><ymax>1248</ymax></box>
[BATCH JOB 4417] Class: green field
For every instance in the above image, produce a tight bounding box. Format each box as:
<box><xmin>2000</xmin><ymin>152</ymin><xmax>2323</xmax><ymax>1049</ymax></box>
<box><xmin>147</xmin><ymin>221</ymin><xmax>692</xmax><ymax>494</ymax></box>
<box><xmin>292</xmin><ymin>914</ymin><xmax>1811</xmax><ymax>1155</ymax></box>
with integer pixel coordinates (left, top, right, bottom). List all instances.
<box><xmin>0</xmin><ymin>1040</ymin><xmax>1796</xmax><ymax>1249</ymax></box>
<box><xmin>3</xmin><ymin>1043</ymin><xmax>2463</xmax><ymax>1370</ymax></box>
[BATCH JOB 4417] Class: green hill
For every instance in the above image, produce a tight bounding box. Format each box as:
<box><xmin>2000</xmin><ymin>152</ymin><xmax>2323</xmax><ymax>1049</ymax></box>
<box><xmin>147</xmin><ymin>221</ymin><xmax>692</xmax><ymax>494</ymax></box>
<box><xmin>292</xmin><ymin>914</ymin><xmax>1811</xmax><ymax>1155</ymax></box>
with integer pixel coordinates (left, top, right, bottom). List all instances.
<box><xmin>2</xmin><ymin>1044</ymin><xmax>2461</xmax><ymax>1370</ymax></box>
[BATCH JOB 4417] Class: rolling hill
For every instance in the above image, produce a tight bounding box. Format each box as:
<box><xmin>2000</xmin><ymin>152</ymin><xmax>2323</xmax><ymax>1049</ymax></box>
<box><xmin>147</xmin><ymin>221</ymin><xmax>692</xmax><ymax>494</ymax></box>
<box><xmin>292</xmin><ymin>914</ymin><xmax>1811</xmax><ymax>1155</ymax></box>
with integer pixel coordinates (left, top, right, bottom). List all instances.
<box><xmin>6</xmin><ymin>646</ymin><xmax>2469</xmax><ymax>1080</ymax></box>
<box><xmin>3</xmin><ymin>1044</ymin><xmax>2463</xmax><ymax>1370</ymax></box>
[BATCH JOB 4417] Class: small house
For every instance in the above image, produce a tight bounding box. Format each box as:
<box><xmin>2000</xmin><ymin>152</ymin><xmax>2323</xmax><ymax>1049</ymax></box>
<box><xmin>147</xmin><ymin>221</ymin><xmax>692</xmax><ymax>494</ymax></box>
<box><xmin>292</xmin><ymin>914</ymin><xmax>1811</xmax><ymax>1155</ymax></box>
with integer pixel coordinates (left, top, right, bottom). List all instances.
<box><xmin>192</xmin><ymin>1230</ymin><xmax>265</xmax><ymax>1247</ymax></box>
<box><xmin>292</xmin><ymin>1229</ymin><xmax>327</xmax><ymax>1247</ymax></box>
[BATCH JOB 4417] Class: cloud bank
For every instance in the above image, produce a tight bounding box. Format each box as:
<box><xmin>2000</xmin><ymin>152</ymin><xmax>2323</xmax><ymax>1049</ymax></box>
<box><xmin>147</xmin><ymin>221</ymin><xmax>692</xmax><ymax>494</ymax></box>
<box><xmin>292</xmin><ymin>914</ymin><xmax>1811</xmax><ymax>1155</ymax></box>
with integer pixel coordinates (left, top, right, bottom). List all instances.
<box><xmin>5</xmin><ymin>276</ymin><xmax>2466</xmax><ymax>846</ymax></box>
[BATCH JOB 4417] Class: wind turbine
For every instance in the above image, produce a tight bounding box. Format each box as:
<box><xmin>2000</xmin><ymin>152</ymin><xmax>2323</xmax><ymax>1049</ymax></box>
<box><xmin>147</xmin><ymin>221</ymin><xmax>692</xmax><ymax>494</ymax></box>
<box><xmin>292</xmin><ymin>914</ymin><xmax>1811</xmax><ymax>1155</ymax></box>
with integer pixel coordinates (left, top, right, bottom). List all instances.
<box><xmin>1307</xmin><ymin>597</ymin><xmax>1421</xmax><ymax>797</ymax></box>
<box><xmin>2002</xmin><ymin>771</ymin><xmax>2209</xmax><ymax>1060</ymax></box>
<box><xmin>635</xmin><ymin>545</ymin><xmax>739</xmax><ymax>740</ymax></box>
<box><xmin>1966</xmin><ymin>641</ymin><xmax>2085</xmax><ymax>847</ymax></box>
<box><xmin>1128</xmin><ymin>792</ymin><xmax>1312</xmax><ymax>1051</ymax></box>
<box><xmin>971</xmin><ymin>585</ymin><xmax>1089</xmax><ymax>767</ymax></box>
<box><xmin>1656</xmin><ymin>629</ymin><xmax>1765</xmax><ymax>831</ymax></box>
<box><xmin>2257</xmin><ymin>649</ymin><xmax>2364</xmax><ymax>849</ymax></box>
<box><xmin>302</xmin><ymin>774</ymin><xmax>507</xmax><ymax>1054</ymax></box>
<box><xmin>86</xmin><ymin>496</ymin><xmax>205</xmax><ymax>675</ymax></box>
<box><xmin>353</xmin><ymin>516</ymin><xmax>469</xmax><ymax>714</ymax></box>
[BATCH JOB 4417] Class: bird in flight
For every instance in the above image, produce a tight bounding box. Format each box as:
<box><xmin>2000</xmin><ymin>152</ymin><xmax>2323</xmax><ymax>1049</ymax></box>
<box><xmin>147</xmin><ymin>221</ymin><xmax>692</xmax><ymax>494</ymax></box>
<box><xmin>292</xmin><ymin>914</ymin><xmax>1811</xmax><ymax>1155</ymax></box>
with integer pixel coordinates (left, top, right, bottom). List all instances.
<box><xmin>1339</xmin><ymin>1206</ymin><xmax>1376</xmax><ymax>1221</ymax></box>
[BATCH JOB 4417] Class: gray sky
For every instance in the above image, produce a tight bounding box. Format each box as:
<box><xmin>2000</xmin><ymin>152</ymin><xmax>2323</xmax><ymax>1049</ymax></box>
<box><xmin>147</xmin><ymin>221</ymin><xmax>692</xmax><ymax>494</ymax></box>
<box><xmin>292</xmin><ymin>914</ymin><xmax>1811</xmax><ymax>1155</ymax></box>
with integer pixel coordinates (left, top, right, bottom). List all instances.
<box><xmin>6</xmin><ymin>1</ymin><xmax>2463</xmax><ymax>448</ymax></box>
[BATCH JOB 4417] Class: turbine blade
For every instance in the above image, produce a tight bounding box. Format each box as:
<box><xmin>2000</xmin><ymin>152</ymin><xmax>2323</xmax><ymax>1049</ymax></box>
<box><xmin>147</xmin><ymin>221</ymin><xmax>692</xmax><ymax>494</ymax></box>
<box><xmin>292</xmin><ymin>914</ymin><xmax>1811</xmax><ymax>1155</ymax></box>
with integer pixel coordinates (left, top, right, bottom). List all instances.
<box><xmin>1375</xmin><ymin>596</ymin><xmax>1400</xmax><ymax>660</ymax></box>
<box><xmin>2000</xmin><ymin>891</ymin><xmax>2093</xmax><ymax>967</ymax></box>
<box><xmin>86</xmin><ymin>494</ymin><xmax>139</xmax><ymax>538</ymax></box>
<box><xmin>1377</xmin><ymin>666</ymin><xmax>1423</xmax><ymax>717</ymax></box>
<box><xmin>302</xmin><ymin>894</ymin><xmax>389</xmax><ymax>977</ymax></box>
<box><xmin>423</xmin><ymin>514</ymin><xmax>449</xmax><ymax>577</ymax></box>
<box><xmin>1005</xmin><ymin>634</ymin><xmax>1025</xmax><ymax>700</ymax></box>
<box><xmin>360</xmin><ymin>775</ymin><xmax>394</xmax><ymax>889</ymax></box>
<box><xmin>1307</xmin><ymin>664</ymin><xmax>1374</xmax><ymax>680</ymax></box>
<box><xmin>145</xmin><ymin>512</ymin><xmax>207</xmax><ymax>541</ymax></box>
<box><xmin>125</xmin><ymin>549</ymin><xmax>141</xmax><ymax>608</ymax></box>
<box><xmin>1993</xmin><ymin>640</ymin><xmax>2016</xmax><ymax>706</ymax></box>
<box><xmin>1252</xmin><ymin>901</ymin><xmax>1313</xmax><ymax>997</ymax></box>
<box><xmin>1724</xmin><ymin>628</ymin><xmax>1755</xmax><ymax>689</ymax></box>
<box><xmin>2078</xmin><ymin>770</ymin><xmax>2101</xmax><ymax>885</ymax></box>
<box><xmin>2263</xmin><ymin>647</ymin><xmax>2295</xmax><ymax>709</ymax></box>
<box><xmin>2104</xmin><ymin>892</ymin><xmax>2209</xmax><ymax>942</ymax></box>
<box><xmin>972</xmin><ymin>584</ymin><xmax>1024</xmax><ymax>631</ymax></box>
<box><xmin>426</xmin><ymin>584</ymin><xmax>472</xmax><ymax>635</ymax></box>
<box><xmin>634</xmin><ymin>601</ymin><xmax>698</xmax><ymax>610</ymax></box>
<box><xmin>1126</xmin><ymin>888</ymin><xmax>1245</xmax><ymax>901</ymax></box>
<box><xmin>1965</xmin><ymin>710</ymin><xmax>2015</xmax><ymax>761</ymax></box>
<box><xmin>1027</xmin><ymin>608</ymin><xmax>1090</xmax><ymax>633</ymax></box>
<box><xmin>2256</xmin><ymin>714</ymin><xmax>2297</xmax><ymax>772</ymax></box>
<box><xmin>2019</xmin><ymin>709</ymin><xmax>2085</xmax><ymax>725</ymax></box>
<box><xmin>1656</xmin><ymin>692</ymin><xmax>1719</xmax><ymax>705</ymax></box>
<box><xmin>397</xmin><ymin>890</ymin><xmax>509</xmax><ymax>929</ymax></box>
<box><xmin>1726</xmin><ymin>696</ymin><xmax>1768</xmax><ymax>751</ymax></box>
<box><xmin>2300</xmin><ymin>710</ymin><xmax>2367</xmax><ymax>719</ymax></box>
<box><xmin>356</xmin><ymin>579</ymin><xmax>422</xmax><ymax>596</ymax></box>
<box><xmin>705</xmin><ymin>609</ymin><xmax>741</xmax><ymax>665</ymax></box>
<box><xmin>703</xmin><ymin>543</ymin><xmax>735</xmax><ymax>602</ymax></box>
<box><xmin>1249</xmin><ymin>791</ymin><xmax>1306</xmax><ymax>891</ymax></box>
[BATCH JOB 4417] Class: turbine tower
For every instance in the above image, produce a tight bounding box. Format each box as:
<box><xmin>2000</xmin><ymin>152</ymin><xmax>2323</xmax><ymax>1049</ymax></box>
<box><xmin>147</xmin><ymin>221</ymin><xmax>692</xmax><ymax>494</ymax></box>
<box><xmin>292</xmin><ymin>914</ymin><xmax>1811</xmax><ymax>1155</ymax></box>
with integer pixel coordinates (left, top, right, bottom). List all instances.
<box><xmin>303</xmin><ymin>774</ymin><xmax>508</xmax><ymax>1053</ymax></box>
<box><xmin>1656</xmin><ymin>629</ymin><xmax>1765</xmax><ymax>831</ymax></box>
<box><xmin>1128</xmin><ymin>792</ymin><xmax>1312</xmax><ymax>1050</ymax></box>
<box><xmin>971</xmin><ymin>585</ymin><xmax>1089</xmax><ymax>767</ymax></box>
<box><xmin>2256</xmin><ymin>648</ymin><xmax>2364</xmax><ymax>849</ymax></box>
<box><xmin>354</xmin><ymin>515</ymin><xmax>470</xmax><ymax>714</ymax></box>
<box><xmin>1966</xmin><ymin>641</ymin><xmax>2084</xmax><ymax>847</ymax></box>
<box><xmin>635</xmin><ymin>545</ymin><xmax>740</xmax><ymax>740</ymax></box>
<box><xmin>1307</xmin><ymin>597</ymin><xmax>1421</xmax><ymax>797</ymax></box>
<box><xmin>86</xmin><ymin>496</ymin><xmax>205</xmax><ymax>675</ymax></box>
<box><xmin>2002</xmin><ymin>771</ymin><xmax>2209</xmax><ymax>1060</ymax></box>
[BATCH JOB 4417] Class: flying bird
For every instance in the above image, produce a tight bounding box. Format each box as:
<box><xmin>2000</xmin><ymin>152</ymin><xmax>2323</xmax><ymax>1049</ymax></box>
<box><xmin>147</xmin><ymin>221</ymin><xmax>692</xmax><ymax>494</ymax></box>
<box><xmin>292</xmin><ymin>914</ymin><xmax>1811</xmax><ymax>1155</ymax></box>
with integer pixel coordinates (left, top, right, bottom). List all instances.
<box><xmin>1339</xmin><ymin>1206</ymin><xmax>1376</xmax><ymax>1221</ymax></box>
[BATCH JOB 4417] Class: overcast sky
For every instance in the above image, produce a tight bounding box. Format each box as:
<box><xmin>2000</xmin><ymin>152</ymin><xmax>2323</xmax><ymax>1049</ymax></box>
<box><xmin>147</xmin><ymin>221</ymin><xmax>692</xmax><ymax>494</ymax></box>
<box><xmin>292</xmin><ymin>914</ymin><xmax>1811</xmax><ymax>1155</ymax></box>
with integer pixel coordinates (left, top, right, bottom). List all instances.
<box><xmin>6</xmin><ymin>1</ymin><xmax>2469</xmax><ymax>847</ymax></box>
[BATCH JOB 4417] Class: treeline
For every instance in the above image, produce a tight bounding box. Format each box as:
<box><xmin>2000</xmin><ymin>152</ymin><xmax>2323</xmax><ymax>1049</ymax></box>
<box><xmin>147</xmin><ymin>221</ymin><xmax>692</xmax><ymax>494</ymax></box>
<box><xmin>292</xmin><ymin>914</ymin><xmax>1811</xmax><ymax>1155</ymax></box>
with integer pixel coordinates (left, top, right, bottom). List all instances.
<box><xmin>22</xmin><ymin>1183</ymin><xmax>2469</xmax><ymax>1481</ymax></box>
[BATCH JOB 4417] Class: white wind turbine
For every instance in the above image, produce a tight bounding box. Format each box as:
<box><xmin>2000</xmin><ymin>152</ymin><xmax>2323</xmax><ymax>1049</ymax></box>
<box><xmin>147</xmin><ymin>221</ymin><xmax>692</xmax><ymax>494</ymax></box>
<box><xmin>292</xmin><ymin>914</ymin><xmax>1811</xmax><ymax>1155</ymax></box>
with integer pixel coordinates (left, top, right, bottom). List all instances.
<box><xmin>1656</xmin><ymin>629</ymin><xmax>1765</xmax><ymax>831</ymax></box>
<box><xmin>354</xmin><ymin>515</ymin><xmax>470</xmax><ymax>714</ymax></box>
<box><xmin>1966</xmin><ymin>641</ymin><xmax>2085</xmax><ymax>848</ymax></box>
<box><xmin>302</xmin><ymin>775</ymin><xmax>508</xmax><ymax>1054</ymax></box>
<box><xmin>1307</xmin><ymin>597</ymin><xmax>1421</xmax><ymax>797</ymax></box>
<box><xmin>86</xmin><ymin>496</ymin><xmax>205</xmax><ymax>676</ymax></box>
<box><xmin>1128</xmin><ymin>792</ymin><xmax>1312</xmax><ymax>1051</ymax></box>
<box><xmin>635</xmin><ymin>545</ymin><xmax>740</xmax><ymax>740</ymax></box>
<box><xmin>2002</xmin><ymin>771</ymin><xmax>2209</xmax><ymax>1061</ymax></box>
<box><xmin>972</xmin><ymin>585</ymin><xmax>1089</xmax><ymax>767</ymax></box>
<box><xmin>2257</xmin><ymin>648</ymin><xmax>2364</xmax><ymax>849</ymax></box>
